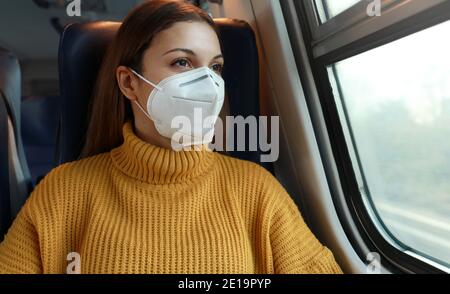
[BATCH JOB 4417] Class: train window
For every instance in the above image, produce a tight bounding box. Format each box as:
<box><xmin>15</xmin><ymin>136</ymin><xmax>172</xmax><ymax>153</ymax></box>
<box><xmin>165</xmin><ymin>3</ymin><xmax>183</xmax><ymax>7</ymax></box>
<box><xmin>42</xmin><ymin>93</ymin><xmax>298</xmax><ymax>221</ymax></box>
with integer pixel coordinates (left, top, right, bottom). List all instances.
<box><xmin>328</xmin><ymin>20</ymin><xmax>450</xmax><ymax>268</ymax></box>
<box><xmin>314</xmin><ymin>0</ymin><xmax>361</xmax><ymax>23</ymax></box>
<box><xmin>282</xmin><ymin>0</ymin><xmax>450</xmax><ymax>272</ymax></box>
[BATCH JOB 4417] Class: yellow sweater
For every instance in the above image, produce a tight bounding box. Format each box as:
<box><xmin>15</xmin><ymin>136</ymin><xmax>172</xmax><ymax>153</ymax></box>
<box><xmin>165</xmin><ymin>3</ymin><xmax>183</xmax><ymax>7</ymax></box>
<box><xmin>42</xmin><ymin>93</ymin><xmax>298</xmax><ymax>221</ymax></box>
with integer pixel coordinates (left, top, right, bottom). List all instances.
<box><xmin>0</xmin><ymin>123</ymin><xmax>342</xmax><ymax>274</ymax></box>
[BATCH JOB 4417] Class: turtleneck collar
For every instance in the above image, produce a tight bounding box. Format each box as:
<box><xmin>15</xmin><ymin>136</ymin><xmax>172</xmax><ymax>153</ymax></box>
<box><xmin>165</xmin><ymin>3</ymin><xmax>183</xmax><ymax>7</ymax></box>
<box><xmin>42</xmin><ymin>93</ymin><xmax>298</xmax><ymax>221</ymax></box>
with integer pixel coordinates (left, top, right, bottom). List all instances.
<box><xmin>110</xmin><ymin>122</ymin><xmax>216</xmax><ymax>185</ymax></box>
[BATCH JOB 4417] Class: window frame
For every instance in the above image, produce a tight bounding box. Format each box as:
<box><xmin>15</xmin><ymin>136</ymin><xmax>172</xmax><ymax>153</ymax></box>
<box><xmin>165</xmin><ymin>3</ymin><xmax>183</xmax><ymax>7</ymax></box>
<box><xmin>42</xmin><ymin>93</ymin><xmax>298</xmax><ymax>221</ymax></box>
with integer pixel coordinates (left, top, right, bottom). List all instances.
<box><xmin>305</xmin><ymin>0</ymin><xmax>450</xmax><ymax>59</ymax></box>
<box><xmin>280</xmin><ymin>0</ymin><xmax>450</xmax><ymax>273</ymax></box>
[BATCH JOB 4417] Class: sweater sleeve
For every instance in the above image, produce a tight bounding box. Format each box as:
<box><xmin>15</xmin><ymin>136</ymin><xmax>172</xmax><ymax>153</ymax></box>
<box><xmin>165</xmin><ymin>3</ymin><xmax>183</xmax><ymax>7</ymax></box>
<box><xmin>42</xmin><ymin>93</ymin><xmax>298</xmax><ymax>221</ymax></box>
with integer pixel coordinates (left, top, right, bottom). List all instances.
<box><xmin>0</xmin><ymin>197</ymin><xmax>42</xmax><ymax>274</ymax></box>
<box><xmin>268</xmin><ymin>185</ymin><xmax>343</xmax><ymax>274</ymax></box>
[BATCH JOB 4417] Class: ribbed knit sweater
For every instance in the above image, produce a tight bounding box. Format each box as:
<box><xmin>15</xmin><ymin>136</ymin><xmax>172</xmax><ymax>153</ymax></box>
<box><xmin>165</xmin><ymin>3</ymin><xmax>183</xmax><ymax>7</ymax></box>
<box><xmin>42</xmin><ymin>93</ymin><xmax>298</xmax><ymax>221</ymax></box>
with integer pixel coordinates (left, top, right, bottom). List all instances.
<box><xmin>0</xmin><ymin>123</ymin><xmax>342</xmax><ymax>274</ymax></box>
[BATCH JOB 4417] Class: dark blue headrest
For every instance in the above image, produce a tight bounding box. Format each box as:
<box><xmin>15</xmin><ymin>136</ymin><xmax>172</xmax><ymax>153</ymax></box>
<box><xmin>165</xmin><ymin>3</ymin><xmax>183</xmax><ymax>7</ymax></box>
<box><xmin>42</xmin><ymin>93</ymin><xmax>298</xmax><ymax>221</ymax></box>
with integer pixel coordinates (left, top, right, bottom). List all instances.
<box><xmin>57</xmin><ymin>19</ymin><xmax>272</xmax><ymax>172</ymax></box>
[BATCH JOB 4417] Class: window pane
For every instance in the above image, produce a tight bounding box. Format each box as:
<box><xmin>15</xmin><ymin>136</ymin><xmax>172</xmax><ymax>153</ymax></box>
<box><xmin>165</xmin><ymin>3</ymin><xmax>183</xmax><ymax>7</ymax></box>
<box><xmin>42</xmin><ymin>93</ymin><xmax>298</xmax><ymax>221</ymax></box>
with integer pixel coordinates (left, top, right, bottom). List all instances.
<box><xmin>329</xmin><ymin>21</ymin><xmax>450</xmax><ymax>267</ymax></box>
<box><xmin>314</xmin><ymin>0</ymin><xmax>361</xmax><ymax>23</ymax></box>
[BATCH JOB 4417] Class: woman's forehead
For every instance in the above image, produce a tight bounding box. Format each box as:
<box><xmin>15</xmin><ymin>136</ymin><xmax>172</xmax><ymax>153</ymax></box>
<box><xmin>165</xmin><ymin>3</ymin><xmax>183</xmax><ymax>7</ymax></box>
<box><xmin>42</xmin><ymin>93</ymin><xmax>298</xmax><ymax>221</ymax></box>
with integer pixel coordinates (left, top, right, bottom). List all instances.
<box><xmin>148</xmin><ymin>21</ymin><xmax>221</xmax><ymax>56</ymax></box>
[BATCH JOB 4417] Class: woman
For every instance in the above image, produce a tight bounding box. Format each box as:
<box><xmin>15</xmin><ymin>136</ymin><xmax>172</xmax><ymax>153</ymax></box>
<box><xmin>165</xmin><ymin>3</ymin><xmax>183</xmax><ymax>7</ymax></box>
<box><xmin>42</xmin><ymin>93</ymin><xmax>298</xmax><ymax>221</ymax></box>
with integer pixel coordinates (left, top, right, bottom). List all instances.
<box><xmin>0</xmin><ymin>0</ymin><xmax>342</xmax><ymax>274</ymax></box>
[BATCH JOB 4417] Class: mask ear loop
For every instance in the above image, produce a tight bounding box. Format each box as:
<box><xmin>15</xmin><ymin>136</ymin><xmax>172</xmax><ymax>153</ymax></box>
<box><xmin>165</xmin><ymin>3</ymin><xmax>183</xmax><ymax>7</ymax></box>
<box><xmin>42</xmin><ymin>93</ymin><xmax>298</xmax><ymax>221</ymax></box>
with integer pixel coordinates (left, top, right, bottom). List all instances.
<box><xmin>129</xmin><ymin>68</ymin><xmax>163</xmax><ymax>91</ymax></box>
<box><xmin>133</xmin><ymin>100</ymin><xmax>154</xmax><ymax>121</ymax></box>
<box><xmin>129</xmin><ymin>68</ymin><xmax>162</xmax><ymax>121</ymax></box>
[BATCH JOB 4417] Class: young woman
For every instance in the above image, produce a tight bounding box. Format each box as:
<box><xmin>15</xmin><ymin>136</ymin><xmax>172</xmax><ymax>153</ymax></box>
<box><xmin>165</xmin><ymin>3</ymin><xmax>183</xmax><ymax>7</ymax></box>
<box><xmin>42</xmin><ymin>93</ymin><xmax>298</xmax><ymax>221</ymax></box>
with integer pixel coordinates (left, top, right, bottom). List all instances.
<box><xmin>0</xmin><ymin>0</ymin><xmax>342</xmax><ymax>274</ymax></box>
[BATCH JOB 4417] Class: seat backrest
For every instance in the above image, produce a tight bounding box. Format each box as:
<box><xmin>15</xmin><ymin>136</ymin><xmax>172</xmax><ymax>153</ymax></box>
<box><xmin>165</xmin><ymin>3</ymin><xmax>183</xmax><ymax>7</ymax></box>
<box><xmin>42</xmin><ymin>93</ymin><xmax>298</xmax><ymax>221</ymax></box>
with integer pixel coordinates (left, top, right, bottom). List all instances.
<box><xmin>21</xmin><ymin>95</ymin><xmax>61</xmax><ymax>185</ymax></box>
<box><xmin>0</xmin><ymin>47</ymin><xmax>32</xmax><ymax>238</ymax></box>
<box><xmin>57</xmin><ymin>19</ymin><xmax>272</xmax><ymax>172</ymax></box>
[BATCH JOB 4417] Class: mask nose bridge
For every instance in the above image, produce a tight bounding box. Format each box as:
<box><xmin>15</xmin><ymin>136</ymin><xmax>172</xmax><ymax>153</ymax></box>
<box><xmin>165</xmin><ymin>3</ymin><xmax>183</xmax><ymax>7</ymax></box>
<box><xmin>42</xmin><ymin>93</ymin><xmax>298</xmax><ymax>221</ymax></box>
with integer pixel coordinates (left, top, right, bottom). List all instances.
<box><xmin>206</xmin><ymin>70</ymin><xmax>223</xmax><ymax>88</ymax></box>
<box><xmin>172</xmin><ymin>72</ymin><xmax>222</xmax><ymax>103</ymax></box>
<box><xmin>178</xmin><ymin>74</ymin><xmax>209</xmax><ymax>88</ymax></box>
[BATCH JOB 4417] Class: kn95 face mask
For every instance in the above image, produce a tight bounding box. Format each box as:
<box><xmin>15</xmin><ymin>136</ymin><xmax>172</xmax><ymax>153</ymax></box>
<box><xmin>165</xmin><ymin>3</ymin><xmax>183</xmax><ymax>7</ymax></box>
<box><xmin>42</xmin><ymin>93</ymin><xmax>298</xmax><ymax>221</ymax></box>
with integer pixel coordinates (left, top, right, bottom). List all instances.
<box><xmin>130</xmin><ymin>67</ymin><xmax>225</xmax><ymax>147</ymax></box>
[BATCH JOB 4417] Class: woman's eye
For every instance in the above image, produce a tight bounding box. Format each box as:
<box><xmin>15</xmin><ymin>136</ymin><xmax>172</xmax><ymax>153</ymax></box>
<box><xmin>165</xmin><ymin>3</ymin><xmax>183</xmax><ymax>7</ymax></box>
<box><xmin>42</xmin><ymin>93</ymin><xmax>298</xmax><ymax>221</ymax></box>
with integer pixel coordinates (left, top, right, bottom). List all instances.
<box><xmin>172</xmin><ymin>58</ymin><xmax>191</xmax><ymax>68</ymax></box>
<box><xmin>211</xmin><ymin>64</ymin><xmax>223</xmax><ymax>74</ymax></box>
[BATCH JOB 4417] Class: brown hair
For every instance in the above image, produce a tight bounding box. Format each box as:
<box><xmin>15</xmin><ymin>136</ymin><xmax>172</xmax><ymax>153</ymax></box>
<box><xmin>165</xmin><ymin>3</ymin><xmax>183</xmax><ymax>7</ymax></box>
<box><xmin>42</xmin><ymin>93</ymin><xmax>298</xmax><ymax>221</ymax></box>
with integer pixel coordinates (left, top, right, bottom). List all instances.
<box><xmin>80</xmin><ymin>0</ymin><xmax>218</xmax><ymax>158</ymax></box>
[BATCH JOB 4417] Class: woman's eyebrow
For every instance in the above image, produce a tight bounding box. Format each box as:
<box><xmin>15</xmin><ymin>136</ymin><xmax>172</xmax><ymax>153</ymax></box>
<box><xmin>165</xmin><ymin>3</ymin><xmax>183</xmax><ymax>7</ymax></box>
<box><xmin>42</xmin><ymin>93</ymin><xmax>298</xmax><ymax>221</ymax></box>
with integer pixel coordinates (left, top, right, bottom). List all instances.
<box><xmin>163</xmin><ymin>49</ymin><xmax>224</xmax><ymax>61</ymax></box>
<box><xmin>163</xmin><ymin>48</ymin><xmax>196</xmax><ymax>56</ymax></box>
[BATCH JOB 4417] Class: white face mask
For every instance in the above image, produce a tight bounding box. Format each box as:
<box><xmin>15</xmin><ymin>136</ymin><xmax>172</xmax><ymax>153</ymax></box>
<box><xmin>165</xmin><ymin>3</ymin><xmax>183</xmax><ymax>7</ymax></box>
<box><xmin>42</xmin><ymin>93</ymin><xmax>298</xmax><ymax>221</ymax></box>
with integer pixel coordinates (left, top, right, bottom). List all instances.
<box><xmin>130</xmin><ymin>67</ymin><xmax>225</xmax><ymax>148</ymax></box>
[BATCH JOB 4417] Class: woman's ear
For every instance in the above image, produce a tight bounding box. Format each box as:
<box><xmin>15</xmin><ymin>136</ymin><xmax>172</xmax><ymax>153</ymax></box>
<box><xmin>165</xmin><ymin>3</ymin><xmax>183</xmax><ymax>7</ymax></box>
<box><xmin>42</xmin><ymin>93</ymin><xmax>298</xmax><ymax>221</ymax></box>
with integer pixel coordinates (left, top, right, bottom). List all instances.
<box><xmin>116</xmin><ymin>66</ymin><xmax>140</xmax><ymax>101</ymax></box>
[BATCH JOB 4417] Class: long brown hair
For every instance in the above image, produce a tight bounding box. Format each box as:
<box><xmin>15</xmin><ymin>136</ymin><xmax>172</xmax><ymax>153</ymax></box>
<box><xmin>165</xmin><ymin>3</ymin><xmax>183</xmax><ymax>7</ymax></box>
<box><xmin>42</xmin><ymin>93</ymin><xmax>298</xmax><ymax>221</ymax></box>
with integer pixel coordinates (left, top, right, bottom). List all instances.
<box><xmin>80</xmin><ymin>0</ymin><xmax>218</xmax><ymax>158</ymax></box>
